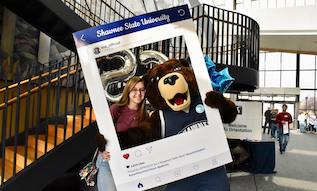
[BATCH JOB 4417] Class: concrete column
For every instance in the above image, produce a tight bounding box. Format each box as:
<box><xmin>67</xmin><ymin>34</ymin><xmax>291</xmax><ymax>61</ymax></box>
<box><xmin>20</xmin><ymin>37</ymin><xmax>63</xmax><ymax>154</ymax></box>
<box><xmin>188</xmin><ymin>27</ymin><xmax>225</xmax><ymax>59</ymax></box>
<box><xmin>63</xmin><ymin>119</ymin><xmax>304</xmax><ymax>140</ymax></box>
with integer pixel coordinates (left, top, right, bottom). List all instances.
<box><xmin>294</xmin><ymin>96</ymin><xmax>299</xmax><ymax>130</ymax></box>
<box><xmin>38</xmin><ymin>32</ymin><xmax>51</xmax><ymax>65</ymax></box>
<box><xmin>187</xmin><ymin>0</ymin><xmax>201</xmax><ymax>7</ymax></box>
<box><xmin>1</xmin><ymin>8</ymin><xmax>16</xmax><ymax>79</ymax></box>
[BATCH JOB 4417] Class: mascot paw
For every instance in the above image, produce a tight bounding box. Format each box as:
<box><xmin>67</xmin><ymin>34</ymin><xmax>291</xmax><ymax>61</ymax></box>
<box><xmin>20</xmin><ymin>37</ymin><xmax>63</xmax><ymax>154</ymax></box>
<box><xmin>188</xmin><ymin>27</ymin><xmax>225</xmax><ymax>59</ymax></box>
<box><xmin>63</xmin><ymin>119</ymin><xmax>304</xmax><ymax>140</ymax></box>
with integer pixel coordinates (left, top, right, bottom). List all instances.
<box><xmin>205</xmin><ymin>91</ymin><xmax>237</xmax><ymax>124</ymax></box>
<box><xmin>204</xmin><ymin>91</ymin><xmax>225</xmax><ymax>109</ymax></box>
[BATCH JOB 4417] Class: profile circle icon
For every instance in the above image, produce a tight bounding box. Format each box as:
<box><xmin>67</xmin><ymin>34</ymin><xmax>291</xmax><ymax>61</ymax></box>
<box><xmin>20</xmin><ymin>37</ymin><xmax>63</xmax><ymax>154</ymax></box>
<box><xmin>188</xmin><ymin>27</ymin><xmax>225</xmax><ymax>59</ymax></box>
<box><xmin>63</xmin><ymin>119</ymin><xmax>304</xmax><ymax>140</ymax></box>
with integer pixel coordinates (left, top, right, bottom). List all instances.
<box><xmin>93</xmin><ymin>47</ymin><xmax>100</xmax><ymax>55</ymax></box>
<box><xmin>178</xmin><ymin>9</ymin><xmax>185</xmax><ymax>16</ymax></box>
<box><xmin>195</xmin><ymin>104</ymin><xmax>204</xmax><ymax>113</ymax></box>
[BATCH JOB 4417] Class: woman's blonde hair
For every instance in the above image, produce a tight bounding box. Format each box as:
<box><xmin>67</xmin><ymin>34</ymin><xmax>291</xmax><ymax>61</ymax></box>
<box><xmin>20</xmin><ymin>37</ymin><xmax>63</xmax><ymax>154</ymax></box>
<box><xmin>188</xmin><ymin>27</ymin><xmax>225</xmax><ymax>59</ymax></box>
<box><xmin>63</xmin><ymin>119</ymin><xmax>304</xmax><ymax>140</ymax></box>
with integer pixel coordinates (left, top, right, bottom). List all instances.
<box><xmin>117</xmin><ymin>76</ymin><xmax>147</xmax><ymax>122</ymax></box>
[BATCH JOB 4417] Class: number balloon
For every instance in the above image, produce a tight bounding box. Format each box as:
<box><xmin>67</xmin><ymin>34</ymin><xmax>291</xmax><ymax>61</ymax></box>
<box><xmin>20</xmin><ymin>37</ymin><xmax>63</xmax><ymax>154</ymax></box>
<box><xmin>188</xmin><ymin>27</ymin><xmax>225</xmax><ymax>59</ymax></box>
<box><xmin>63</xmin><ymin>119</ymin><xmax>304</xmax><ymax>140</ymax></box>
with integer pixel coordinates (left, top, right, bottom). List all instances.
<box><xmin>100</xmin><ymin>50</ymin><xmax>137</xmax><ymax>102</ymax></box>
<box><xmin>139</xmin><ymin>50</ymin><xmax>168</xmax><ymax>67</ymax></box>
<box><xmin>101</xmin><ymin>50</ymin><xmax>168</xmax><ymax>102</ymax></box>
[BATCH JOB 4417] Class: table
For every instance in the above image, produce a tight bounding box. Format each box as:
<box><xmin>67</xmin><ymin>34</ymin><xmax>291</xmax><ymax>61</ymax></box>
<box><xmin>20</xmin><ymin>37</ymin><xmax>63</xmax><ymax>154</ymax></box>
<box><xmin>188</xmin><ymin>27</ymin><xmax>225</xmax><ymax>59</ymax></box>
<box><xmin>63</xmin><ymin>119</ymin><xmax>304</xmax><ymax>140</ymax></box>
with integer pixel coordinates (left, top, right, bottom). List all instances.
<box><xmin>247</xmin><ymin>141</ymin><xmax>276</xmax><ymax>173</ymax></box>
<box><xmin>227</xmin><ymin>140</ymin><xmax>276</xmax><ymax>174</ymax></box>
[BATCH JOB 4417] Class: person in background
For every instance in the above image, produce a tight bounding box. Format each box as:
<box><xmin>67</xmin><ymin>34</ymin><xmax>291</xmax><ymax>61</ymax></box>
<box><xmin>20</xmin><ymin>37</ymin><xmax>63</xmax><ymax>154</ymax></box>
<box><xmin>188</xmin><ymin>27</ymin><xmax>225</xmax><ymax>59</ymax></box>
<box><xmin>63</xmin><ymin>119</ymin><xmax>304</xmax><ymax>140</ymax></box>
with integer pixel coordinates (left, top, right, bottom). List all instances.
<box><xmin>275</xmin><ymin>104</ymin><xmax>292</xmax><ymax>154</ymax></box>
<box><xmin>96</xmin><ymin>76</ymin><xmax>147</xmax><ymax>191</ymax></box>
<box><xmin>298</xmin><ymin>112</ymin><xmax>307</xmax><ymax>133</ymax></box>
<box><xmin>307</xmin><ymin>111</ymin><xmax>316</xmax><ymax>133</ymax></box>
<box><xmin>263</xmin><ymin>107</ymin><xmax>272</xmax><ymax>134</ymax></box>
<box><xmin>270</xmin><ymin>109</ymin><xmax>279</xmax><ymax>139</ymax></box>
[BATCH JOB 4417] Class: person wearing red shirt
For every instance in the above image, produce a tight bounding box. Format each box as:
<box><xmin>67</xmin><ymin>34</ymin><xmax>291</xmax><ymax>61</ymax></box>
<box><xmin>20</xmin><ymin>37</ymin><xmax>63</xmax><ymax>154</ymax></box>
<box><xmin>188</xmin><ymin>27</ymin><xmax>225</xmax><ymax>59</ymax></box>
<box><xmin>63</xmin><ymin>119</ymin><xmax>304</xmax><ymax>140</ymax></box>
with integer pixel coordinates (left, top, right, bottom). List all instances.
<box><xmin>275</xmin><ymin>104</ymin><xmax>292</xmax><ymax>154</ymax></box>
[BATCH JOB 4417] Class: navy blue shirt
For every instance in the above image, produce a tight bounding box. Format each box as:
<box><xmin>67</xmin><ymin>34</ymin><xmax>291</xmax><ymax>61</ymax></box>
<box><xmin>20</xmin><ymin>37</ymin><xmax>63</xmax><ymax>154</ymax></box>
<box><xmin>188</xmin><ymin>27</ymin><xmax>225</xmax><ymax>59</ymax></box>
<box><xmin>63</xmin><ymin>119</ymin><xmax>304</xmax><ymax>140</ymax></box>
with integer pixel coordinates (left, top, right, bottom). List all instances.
<box><xmin>160</xmin><ymin>96</ymin><xmax>208</xmax><ymax>137</ymax></box>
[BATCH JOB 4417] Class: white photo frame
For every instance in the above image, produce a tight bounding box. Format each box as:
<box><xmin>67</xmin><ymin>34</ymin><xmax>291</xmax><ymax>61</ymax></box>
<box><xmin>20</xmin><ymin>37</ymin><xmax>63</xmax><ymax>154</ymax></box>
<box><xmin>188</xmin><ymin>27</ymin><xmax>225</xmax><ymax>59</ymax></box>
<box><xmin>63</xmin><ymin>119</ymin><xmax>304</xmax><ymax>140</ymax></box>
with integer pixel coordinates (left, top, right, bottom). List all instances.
<box><xmin>73</xmin><ymin>5</ymin><xmax>231</xmax><ymax>191</ymax></box>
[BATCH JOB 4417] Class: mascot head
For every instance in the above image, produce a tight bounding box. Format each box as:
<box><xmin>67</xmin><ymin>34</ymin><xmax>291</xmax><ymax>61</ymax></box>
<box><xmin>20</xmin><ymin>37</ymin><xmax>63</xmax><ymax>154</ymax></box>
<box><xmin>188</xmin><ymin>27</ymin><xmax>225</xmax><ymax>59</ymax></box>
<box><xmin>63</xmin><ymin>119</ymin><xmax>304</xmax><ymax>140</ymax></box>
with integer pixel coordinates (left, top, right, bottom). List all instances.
<box><xmin>144</xmin><ymin>59</ymin><xmax>199</xmax><ymax>111</ymax></box>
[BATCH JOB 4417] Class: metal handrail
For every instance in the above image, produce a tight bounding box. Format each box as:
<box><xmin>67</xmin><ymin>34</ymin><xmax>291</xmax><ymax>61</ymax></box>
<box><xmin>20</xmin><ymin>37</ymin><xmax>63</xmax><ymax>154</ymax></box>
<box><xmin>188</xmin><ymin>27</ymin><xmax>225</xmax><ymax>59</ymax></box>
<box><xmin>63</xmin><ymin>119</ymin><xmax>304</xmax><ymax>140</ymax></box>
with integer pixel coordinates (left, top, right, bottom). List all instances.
<box><xmin>191</xmin><ymin>4</ymin><xmax>260</xmax><ymax>70</ymax></box>
<box><xmin>61</xmin><ymin>0</ymin><xmax>135</xmax><ymax>26</ymax></box>
<box><xmin>0</xmin><ymin>69</ymin><xmax>78</xmax><ymax>109</ymax></box>
<box><xmin>0</xmin><ymin>63</ymin><xmax>77</xmax><ymax>94</ymax></box>
<box><xmin>0</xmin><ymin>55</ymin><xmax>92</xmax><ymax>185</ymax></box>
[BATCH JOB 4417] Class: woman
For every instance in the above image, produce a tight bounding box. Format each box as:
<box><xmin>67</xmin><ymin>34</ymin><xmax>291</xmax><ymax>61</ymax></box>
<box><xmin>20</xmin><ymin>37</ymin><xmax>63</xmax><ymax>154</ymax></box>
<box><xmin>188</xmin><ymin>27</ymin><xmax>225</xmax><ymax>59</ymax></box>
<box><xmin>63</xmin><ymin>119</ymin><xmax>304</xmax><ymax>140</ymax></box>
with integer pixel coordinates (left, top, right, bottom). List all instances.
<box><xmin>96</xmin><ymin>76</ymin><xmax>147</xmax><ymax>191</ymax></box>
<box><xmin>110</xmin><ymin>76</ymin><xmax>147</xmax><ymax>136</ymax></box>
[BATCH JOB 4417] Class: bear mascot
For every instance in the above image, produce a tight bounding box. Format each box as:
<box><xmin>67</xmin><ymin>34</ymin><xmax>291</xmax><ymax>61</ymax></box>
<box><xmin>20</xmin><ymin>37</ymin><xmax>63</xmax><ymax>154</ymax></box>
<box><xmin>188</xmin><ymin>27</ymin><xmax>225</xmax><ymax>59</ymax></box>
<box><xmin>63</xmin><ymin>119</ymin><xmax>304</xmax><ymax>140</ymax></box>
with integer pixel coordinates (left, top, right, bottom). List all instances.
<box><xmin>97</xmin><ymin>58</ymin><xmax>237</xmax><ymax>191</ymax></box>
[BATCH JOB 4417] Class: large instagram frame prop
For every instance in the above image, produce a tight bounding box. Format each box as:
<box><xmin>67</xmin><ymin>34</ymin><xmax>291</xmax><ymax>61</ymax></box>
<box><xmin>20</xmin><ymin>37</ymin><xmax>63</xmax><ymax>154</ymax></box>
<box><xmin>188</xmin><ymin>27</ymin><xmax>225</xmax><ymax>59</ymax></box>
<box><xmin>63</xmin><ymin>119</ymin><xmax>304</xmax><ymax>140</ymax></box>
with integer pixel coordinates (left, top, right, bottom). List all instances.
<box><xmin>73</xmin><ymin>5</ymin><xmax>231</xmax><ymax>191</ymax></box>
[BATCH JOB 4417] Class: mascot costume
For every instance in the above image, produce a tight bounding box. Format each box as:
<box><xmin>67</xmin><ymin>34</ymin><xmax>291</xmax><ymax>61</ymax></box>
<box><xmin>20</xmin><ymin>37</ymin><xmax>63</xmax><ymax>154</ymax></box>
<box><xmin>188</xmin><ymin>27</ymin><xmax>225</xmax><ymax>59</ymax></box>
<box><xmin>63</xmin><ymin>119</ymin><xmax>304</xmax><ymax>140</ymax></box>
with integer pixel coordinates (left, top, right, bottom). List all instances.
<box><xmin>97</xmin><ymin>59</ymin><xmax>237</xmax><ymax>191</ymax></box>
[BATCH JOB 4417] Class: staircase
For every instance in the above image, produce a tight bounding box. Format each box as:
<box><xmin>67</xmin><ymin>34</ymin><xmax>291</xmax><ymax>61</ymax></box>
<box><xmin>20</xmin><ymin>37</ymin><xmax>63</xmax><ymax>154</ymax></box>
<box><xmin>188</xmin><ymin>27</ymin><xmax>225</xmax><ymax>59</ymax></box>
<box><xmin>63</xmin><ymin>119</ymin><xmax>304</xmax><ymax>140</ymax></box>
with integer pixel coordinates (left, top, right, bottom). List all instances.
<box><xmin>0</xmin><ymin>54</ymin><xmax>99</xmax><ymax>190</ymax></box>
<box><xmin>1</xmin><ymin>110</ymin><xmax>94</xmax><ymax>180</ymax></box>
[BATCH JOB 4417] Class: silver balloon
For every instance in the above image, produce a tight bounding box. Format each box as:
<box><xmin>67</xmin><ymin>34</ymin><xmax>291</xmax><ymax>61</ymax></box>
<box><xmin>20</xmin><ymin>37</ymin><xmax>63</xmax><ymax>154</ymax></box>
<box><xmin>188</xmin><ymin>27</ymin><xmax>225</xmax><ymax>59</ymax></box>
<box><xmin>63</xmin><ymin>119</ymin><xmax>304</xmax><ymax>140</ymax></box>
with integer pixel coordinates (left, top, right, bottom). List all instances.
<box><xmin>101</xmin><ymin>50</ymin><xmax>168</xmax><ymax>102</ymax></box>
<box><xmin>100</xmin><ymin>50</ymin><xmax>137</xmax><ymax>102</ymax></box>
<box><xmin>139</xmin><ymin>50</ymin><xmax>168</xmax><ymax>66</ymax></box>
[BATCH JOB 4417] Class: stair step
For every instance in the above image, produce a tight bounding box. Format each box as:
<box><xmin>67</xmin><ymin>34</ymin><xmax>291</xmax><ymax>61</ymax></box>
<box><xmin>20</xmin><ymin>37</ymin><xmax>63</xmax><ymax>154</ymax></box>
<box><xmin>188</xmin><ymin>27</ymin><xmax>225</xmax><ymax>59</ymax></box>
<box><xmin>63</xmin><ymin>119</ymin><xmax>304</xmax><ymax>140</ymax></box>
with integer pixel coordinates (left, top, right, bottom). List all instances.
<box><xmin>67</xmin><ymin>115</ymin><xmax>90</xmax><ymax>130</ymax></box>
<box><xmin>5</xmin><ymin>146</ymin><xmax>44</xmax><ymax>169</ymax></box>
<box><xmin>0</xmin><ymin>115</ymin><xmax>90</xmax><ymax>184</ymax></box>
<box><xmin>0</xmin><ymin>158</ymin><xmax>23</xmax><ymax>183</ymax></box>
<box><xmin>28</xmin><ymin>135</ymin><xmax>63</xmax><ymax>153</ymax></box>
<box><xmin>85</xmin><ymin>107</ymin><xmax>96</xmax><ymax>121</ymax></box>
<box><xmin>0</xmin><ymin>115</ymin><xmax>91</xmax><ymax>185</ymax></box>
<box><xmin>48</xmin><ymin>124</ymin><xmax>72</xmax><ymax>140</ymax></box>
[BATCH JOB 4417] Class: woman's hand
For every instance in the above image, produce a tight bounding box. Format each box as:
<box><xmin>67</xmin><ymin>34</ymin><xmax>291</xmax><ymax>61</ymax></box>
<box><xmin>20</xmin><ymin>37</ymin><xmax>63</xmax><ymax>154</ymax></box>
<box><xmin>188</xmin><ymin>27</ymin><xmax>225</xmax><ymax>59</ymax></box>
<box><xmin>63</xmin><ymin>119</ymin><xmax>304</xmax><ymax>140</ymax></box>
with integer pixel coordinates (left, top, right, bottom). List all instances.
<box><xmin>102</xmin><ymin>151</ymin><xmax>111</xmax><ymax>161</ymax></box>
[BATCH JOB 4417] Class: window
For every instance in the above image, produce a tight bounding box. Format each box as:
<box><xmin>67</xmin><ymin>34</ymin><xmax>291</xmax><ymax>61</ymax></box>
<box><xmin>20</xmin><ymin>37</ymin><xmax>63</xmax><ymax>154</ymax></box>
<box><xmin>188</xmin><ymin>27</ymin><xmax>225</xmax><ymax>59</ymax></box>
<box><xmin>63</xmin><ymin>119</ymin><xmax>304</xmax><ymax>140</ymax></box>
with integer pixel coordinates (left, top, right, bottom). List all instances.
<box><xmin>260</xmin><ymin>52</ymin><xmax>296</xmax><ymax>88</ymax></box>
<box><xmin>258</xmin><ymin>52</ymin><xmax>317</xmax><ymax>113</ymax></box>
<box><xmin>285</xmin><ymin>96</ymin><xmax>296</xmax><ymax>102</ymax></box>
<box><xmin>300</xmin><ymin>71</ymin><xmax>315</xmax><ymax>88</ymax></box>
<box><xmin>251</xmin><ymin>0</ymin><xmax>260</xmax><ymax>8</ymax></box>
<box><xmin>268</xmin><ymin>0</ymin><xmax>277</xmax><ymax>8</ymax></box>
<box><xmin>260</xmin><ymin>0</ymin><xmax>269</xmax><ymax>8</ymax></box>
<box><xmin>265</xmin><ymin>52</ymin><xmax>281</xmax><ymax>70</ymax></box>
<box><xmin>259</xmin><ymin>53</ymin><xmax>265</xmax><ymax>70</ymax></box>
<box><xmin>265</xmin><ymin>71</ymin><xmax>280</xmax><ymax>87</ymax></box>
<box><xmin>281</xmin><ymin>71</ymin><xmax>296</xmax><ymax>87</ymax></box>
<box><xmin>286</xmin><ymin>0</ymin><xmax>296</xmax><ymax>7</ymax></box>
<box><xmin>295</xmin><ymin>0</ymin><xmax>305</xmax><ymax>6</ymax></box>
<box><xmin>306</xmin><ymin>0</ymin><xmax>316</xmax><ymax>6</ymax></box>
<box><xmin>281</xmin><ymin>53</ymin><xmax>296</xmax><ymax>70</ymax></box>
<box><xmin>251</xmin><ymin>96</ymin><xmax>260</xmax><ymax>100</ymax></box>
<box><xmin>299</xmin><ymin>90</ymin><xmax>315</xmax><ymax>110</ymax></box>
<box><xmin>262</xmin><ymin>96</ymin><xmax>272</xmax><ymax>101</ymax></box>
<box><xmin>277</xmin><ymin>0</ymin><xmax>286</xmax><ymax>7</ymax></box>
<box><xmin>300</xmin><ymin>54</ymin><xmax>315</xmax><ymax>70</ymax></box>
<box><xmin>259</xmin><ymin>71</ymin><xmax>265</xmax><ymax>87</ymax></box>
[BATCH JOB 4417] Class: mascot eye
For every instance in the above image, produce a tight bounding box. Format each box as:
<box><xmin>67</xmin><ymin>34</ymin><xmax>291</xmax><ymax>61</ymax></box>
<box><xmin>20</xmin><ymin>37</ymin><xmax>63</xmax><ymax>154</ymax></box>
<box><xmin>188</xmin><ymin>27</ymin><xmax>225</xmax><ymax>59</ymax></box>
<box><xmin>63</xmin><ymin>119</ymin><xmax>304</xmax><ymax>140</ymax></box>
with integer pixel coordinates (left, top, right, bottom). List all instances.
<box><xmin>150</xmin><ymin>76</ymin><xmax>160</xmax><ymax>83</ymax></box>
<box><xmin>174</xmin><ymin>67</ymin><xmax>182</xmax><ymax>72</ymax></box>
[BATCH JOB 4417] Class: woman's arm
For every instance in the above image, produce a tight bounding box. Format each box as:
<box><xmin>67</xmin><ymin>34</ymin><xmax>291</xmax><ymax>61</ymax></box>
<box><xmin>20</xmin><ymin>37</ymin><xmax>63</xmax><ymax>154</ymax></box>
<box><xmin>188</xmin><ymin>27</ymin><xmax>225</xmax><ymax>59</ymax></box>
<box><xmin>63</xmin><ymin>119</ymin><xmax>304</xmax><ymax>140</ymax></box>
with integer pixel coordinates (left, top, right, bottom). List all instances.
<box><xmin>101</xmin><ymin>151</ymin><xmax>111</xmax><ymax>161</ymax></box>
<box><xmin>117</xmin><ymin>111</ymin><xmax>161</xmax><ymax>149</ymax></box>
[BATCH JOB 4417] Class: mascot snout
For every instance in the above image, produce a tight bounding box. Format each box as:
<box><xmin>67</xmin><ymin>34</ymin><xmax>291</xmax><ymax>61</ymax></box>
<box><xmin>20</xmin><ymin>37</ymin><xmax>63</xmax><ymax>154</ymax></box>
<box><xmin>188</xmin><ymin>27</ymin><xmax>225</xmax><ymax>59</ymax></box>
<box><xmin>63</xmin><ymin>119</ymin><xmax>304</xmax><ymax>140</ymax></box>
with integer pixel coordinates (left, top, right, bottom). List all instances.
<box><xmin>158</xmin><ymin>72</ymin><xmax>191</xmax><ymax>111</ymax></box>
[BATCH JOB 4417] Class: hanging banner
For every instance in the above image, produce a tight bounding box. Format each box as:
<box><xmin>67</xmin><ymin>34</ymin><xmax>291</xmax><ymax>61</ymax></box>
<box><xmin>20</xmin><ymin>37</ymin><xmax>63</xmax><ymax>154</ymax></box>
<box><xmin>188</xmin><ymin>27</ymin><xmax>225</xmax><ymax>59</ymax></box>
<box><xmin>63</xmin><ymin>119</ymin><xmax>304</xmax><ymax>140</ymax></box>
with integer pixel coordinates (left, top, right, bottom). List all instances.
<box><xmin>224</xmin><ymin>101</ymin><xmax>262</xmax><ymax>140</ymax></box>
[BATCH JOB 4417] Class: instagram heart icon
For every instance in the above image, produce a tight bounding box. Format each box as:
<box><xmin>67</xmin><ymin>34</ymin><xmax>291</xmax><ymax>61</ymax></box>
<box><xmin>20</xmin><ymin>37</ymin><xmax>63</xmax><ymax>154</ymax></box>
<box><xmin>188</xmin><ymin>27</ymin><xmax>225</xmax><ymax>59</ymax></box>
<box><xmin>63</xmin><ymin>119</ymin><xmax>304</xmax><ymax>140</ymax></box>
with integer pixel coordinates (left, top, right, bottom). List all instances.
<box><xmin>123</xmin><ymin>153</ymin><xmax>130</xmax><ymax>159</ymax></box>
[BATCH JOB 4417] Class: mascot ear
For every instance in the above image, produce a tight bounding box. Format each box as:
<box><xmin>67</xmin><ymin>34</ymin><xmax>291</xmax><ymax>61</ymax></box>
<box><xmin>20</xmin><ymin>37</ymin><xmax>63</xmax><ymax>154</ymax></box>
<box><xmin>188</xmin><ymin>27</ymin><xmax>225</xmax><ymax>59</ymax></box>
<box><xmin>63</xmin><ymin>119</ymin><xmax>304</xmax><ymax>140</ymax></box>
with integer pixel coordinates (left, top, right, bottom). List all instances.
<box><xmin>179</xmin><ymin>59</ymin><xmax>190</xmax><ymax>68</ymax></box>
